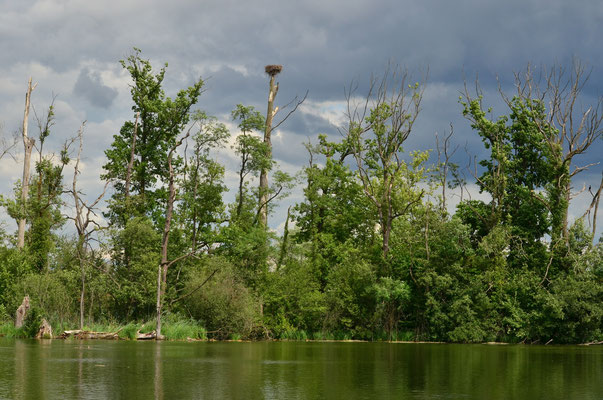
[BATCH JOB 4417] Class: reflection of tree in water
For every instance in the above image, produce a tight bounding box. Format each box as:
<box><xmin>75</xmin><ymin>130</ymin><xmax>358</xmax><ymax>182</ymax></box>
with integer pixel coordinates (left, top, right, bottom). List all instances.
<box><xmin>154</xmin><ymin>342</ymin><xmax>163</xmax><ymax>400</ymax></box>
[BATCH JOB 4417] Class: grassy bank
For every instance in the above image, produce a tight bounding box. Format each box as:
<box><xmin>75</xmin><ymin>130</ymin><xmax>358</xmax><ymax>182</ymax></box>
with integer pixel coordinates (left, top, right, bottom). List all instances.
<box><xmin>0</xmin><ymin>315</ymin><xmax>208</xmax><ymax>341</ymax></box>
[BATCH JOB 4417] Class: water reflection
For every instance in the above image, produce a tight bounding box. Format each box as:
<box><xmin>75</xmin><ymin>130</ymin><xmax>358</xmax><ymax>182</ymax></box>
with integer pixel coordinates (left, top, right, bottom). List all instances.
<box><xmin>154</xmin><ymin>341</ymin><xmax>163</xmax><ymax>400</ymax></box>
<box><xmin>0</xmin><ymin>339</ymin><xmax>602</xmax><ymax>399</ymax></box>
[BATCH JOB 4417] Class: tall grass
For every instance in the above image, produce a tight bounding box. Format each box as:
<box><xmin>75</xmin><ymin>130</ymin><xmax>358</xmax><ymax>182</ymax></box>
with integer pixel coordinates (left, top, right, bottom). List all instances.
<box><xmin>0</xmin><ymin>322</ymin><xmax>21</xmax><ymax>338</ymax></box>
<box><xmin>162</xmin><ymin>319</ymin><xmax>207</xmax><ymax>340</ymax></box>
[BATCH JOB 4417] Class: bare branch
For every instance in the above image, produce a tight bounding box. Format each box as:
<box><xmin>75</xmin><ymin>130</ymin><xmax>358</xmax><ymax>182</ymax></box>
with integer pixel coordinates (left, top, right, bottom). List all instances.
<box><xmin>272</xmin><ymin>90</ymin><xmax>308</xmax><ymax>130</ymax></box>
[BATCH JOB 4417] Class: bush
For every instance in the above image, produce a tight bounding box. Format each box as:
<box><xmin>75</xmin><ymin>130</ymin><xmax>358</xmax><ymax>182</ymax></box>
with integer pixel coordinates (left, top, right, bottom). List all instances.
<box><xmin>7</xmin><ymin>272</ymin><xmax>77</xmax><ymax>325</ymax></box>
<box><xmin>184</xmin><ymin>257</ymin><xmax>261</xmax><ymax>339</ymax></box>
<box><xmin>22</xmin><ymin>306</ymin><xmax>43</xmax><ymax>338</ymax></box>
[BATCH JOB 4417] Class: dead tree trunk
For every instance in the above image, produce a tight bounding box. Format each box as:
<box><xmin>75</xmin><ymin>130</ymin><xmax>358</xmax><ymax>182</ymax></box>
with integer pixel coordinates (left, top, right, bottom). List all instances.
<box><xmin>69</xmin><ymin>122</ymin><xmax>107</xmax><ymax>330</ymax></box>
<box><xmin>15</xmin><ymin>295</ymin><xmax>30</xmax><ymax>328</ymax></box>
<box><xmin>258</xmin><ymin>65</ymin><xmax>281</xmax><ymax>227</ymax></box>
<box><xmin>17</xmin><ymin>78</ymin><xmax>37</xmax><ymax>249</ymax></box>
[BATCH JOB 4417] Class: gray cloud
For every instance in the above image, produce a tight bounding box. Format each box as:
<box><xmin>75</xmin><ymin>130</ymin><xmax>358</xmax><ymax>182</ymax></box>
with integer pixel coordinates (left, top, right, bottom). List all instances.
<box><xmin>73</xmin><ymin>68</ymin><xmax>118</xmax><ymax>109</ymax></box>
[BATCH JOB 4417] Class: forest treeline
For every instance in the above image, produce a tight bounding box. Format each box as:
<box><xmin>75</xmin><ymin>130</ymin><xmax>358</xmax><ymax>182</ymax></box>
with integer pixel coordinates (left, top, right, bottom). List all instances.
<box><xmin>0</xmin><ymin>51</ymin><xmax>602</xmax><ymax>343</ymax></box>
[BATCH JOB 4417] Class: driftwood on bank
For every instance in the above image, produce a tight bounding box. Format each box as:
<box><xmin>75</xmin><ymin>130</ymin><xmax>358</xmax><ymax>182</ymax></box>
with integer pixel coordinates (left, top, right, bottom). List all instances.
<box><xmin>135</xmin><ymin>330</ymin><xmax>157</xmax><ymax>340</ymax></box>
<box><xmin>58</xmin><ymin>327</ymin><xmax>161</xmax><ymax>340</ymax></box>
<box><xmin>579</xmin><ymin>340</ymin><xmax>603</xmax><ymax>346</ymax></box>
<box><xmin>15</xmin><ymin>295</ymin><xmax>30</xmax><ymax>328</ymax></box>
<box><xmin>59</xmin><ymin>329</ymin><xmax>121</xmax><ymax>340</ymax></box>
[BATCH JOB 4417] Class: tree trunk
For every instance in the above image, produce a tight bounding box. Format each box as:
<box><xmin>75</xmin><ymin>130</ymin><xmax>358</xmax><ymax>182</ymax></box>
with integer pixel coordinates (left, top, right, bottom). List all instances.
<box><xmin>15</xmin><ymin>295</ymin><xmax>30</xmax><ymax>328</ymax></box>
<box><xmin>259</xmin><ymin>69</ymin><xmax>279</xmax><ymax>227</ymax></box>
<box><xmin>124</xmin><ymin>112</ymin><xmax>140</xmax><ymax>201</ymax></box>
<box><xmin>17</xmin><ymin>78</ymin><xmax>36</xmax><ymax>249</ymax></box>
<box><xmin>156</xmin><ymin>140</ymin><xmax>182</xmax><ymax>340</ymax></box>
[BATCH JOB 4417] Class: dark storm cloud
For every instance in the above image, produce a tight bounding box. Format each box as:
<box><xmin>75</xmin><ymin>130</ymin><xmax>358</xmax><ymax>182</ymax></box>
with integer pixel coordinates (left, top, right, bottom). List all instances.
<box><xmin>73</xmin><ymin>68</ymin><xmax>118</xmax><ymax>109</ymax></box>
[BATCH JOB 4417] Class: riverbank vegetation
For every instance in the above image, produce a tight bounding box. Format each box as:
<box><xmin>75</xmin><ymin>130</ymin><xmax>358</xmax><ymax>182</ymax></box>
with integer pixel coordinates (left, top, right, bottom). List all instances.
<box><xmin>0</xmin><ymin>51</ymin><xmax>601</xmax><ymax>343</ymax></box>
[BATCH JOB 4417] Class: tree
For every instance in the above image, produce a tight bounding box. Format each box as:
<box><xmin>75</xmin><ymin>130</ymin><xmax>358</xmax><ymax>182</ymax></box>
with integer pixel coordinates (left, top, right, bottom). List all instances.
<box><xmin>2</xmin><ymin>103</ymin><xmax>69</xmax><ymax>271</ymax></box>
<box><xmin>344</xmin><ymin>67</ymin><xmax>428</xmax><ymax>266</ymax></box>
<box><xmin>156</xmin><ymin>132</ymin><xmax>188</xmax><ymax>339</ymax></box>
<box><xmin>508</xmin><ymin>62</ymin><xmax>603</xmax><ymax>243</ymax></box>
<box><xmin>258</xmin><ymin>65</ymin><xmax>281</xmax><ymax>227</ymax></box>
<box><xmin>103</xmin><ymin>48</ymin><xmax>204</xmax><ymax>226</ymax></box>
<box><xmin>257</xmin><ymin>65</ymin><xmax>306</xmax><ymax>227</ymax></box>
<box><xmin>461</xmin><ymin>95</ymin><xmax>555</xmax><ymax>269</ymax></box>
<box><xmin>178</xmin><ymin>112</ymin><xmax>229</xmax><ymax>251</ymax></box>
<box><xmin>17</xmin><ymin>78</ymin><xmax>37</xmax><ymax>249</ymax></box>
<box><xmin>68</xmin><ymin>122</ymin><xmax>108</xmax><ymax>329</ymax></box>
<box><xmin>231</xmin><ymin>104</ymin><xmax>269</xmax><ymax>219</ymax></box>
<box><xmin>294</xmin><ymin>135</ymin><xmax>371</xmax><ymax>287</ymax></box>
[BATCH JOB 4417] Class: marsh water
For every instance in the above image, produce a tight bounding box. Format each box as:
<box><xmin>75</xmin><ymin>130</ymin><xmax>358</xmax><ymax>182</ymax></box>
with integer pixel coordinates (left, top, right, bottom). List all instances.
<box><xmin>0</xmin><ymin>339</ymin><xmax>601</xmax><ymax>399</ymax></box>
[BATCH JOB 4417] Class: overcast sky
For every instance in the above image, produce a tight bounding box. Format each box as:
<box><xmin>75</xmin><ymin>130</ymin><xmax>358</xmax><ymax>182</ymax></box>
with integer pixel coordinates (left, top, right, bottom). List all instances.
<box><xmin>0</xmin><ymin>0</ymin><xmax>602</xmax><ymax>238</ymax></box>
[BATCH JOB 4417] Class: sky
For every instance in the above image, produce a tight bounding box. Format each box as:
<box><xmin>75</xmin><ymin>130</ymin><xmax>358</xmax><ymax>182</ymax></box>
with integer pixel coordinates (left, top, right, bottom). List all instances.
<box><xmin>0</xmin><ymin>0</ymin><xmax>602</xmax><ymax>239</ymax></box>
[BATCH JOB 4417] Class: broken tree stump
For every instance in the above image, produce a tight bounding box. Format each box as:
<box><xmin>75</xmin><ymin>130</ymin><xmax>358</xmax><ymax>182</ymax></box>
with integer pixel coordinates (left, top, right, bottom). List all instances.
<box><xmin>36</xmin><ymin>318</ymin><xmax>53</xmax><ymax>339</ymax></box>
<box><xmin>15</xmin><ymin>295</ymin><xmax>30</xmax><ymax>328</ymax></box>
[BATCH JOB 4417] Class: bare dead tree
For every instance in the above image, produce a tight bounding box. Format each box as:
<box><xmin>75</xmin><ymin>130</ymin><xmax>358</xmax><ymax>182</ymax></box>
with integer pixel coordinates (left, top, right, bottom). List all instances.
<box><xmin>435</xmin><ymin>124</ymin><xmax>459</xmax><ymax>212</ymax></box>
<box><xmin>580</xmin><ymin>172</ymin><xmax>603</xmax><ymax>238</ymax></box>
<box><xmin>258</xmin><ymin>65</ymin><xmax>307</xmax><ymax>227</ymax></box>
<box><xmin>68</xmin><ymin>122</ymin><xmax>109</xmax><ymax>329</ymax></box>
<box><xmin>17</xmin><ymin>78</ymin><xmax>37</xmax><ymax>249</ymax></box>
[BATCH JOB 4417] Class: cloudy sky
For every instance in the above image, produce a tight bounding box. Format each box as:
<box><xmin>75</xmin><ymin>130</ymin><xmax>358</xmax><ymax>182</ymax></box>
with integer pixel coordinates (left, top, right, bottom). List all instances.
<box><xmin>0</xmin><ymin>0</ymin><xmax>602</xmax><ymax>238</ymax></box>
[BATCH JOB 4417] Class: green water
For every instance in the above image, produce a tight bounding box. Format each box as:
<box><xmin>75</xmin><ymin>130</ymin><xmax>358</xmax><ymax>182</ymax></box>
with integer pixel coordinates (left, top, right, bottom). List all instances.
<box><xmin>0</xmin><ymin>339</ymin><xmax>601</xmax><ymax>399</ymax></box>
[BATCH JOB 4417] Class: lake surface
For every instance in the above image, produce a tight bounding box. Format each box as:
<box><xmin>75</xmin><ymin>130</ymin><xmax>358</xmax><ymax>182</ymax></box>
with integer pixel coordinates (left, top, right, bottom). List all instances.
<box><xmin>0</xmin><ymin>339</ymin><xmax>601</xmax><ymax>399</ymax></box>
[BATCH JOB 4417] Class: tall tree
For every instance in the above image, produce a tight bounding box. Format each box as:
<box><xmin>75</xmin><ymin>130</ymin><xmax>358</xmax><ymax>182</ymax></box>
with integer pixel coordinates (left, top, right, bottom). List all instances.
<box><xmin>257</xmin><ymin>65</ymin><xmax>306</xmax><ymax>227</ymax></box>
<box><xmin>68</xmin><ymin>122</ymin><xmax>108</xmax><ymax>329</ymax></box>
<box><xmin>509</xmin><ymin>62</ymin><xmax>602</xmax><ymax>243</ymax></box>
<box><xmin>103</xmin><ymin>48</ymin><xmax>204</xmax><ymax>226</ymax></box>
<box><xmin>461</xmin><ymin>95</ymin><xmax>555</xmax><ymax>269</ymax></box>
<box><xmin>231</xmin><ymin>104</ymin><xmax>268</xmax><ymax>220</ymax></box>
<box><xmin>17</xmin><ymin>78</ymin><xmax>37</xmax><ymax>249</ymax></box>
<box><xmin>258</xmin><ymin>65</ymin><xmax>282</xmax><ymax>227</ymax></box>
<box><xmin>344</xmin><ymin>67</ymin><xmax>428</xmax><ymax>266</ymax></box>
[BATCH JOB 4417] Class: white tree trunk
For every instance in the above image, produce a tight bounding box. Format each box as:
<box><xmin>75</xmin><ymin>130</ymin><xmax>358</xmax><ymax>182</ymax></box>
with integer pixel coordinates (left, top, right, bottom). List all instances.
<box><xmin>17</xmin><ymin>78</ymin><xmax>36</xmax><ymax>249</ymax></box>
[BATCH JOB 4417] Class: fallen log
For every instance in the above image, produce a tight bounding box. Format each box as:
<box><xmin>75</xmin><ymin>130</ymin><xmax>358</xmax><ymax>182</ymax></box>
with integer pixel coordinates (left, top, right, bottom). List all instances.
<box><xmin>579</xmin><ymin>340</ymin><xmax>603</xmax><ymax>346</ymax></box>
<box><xmin>59</xmin><ymin>328</ymin><xmax>122</xmax><ymax>340</ymax></box>
<box><xmin>136</xmin><ymin>330</ymin><xmax>156</xmax><ymax>340</ymax></box>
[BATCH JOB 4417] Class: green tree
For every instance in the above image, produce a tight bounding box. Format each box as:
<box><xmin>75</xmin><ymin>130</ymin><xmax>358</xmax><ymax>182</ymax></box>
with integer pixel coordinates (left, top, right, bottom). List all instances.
<box><xmin>460</xmin><ymin>96</ymin><xmax>555</xmax><ymax>269</ymax></box>
<box><xmin>295</xmin><ymin>135</ymin><xmax>373</xmax><ymax>287</ymax></box>
<box><xmin>344</xmin><ymin>68</ymin><xmax>428</xmax><ymax>267</ymax></box>
<box><xmin>231</xmin><ymin>104</ymin><xmax>269</xmax><ymax>220</ymax></box>
<box><xmin>103</xmin><ymin>48</ymin><xmax>204</xmax><ymax>226</ymax></box>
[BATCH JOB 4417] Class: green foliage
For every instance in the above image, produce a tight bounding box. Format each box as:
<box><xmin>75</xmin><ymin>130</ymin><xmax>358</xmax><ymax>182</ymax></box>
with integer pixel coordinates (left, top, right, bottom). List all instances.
<box><xmin>262</xmin><ymin>257</ymin><xmax>326</xmax><ymax>337</ymax></box>
<box><xmin>184</xmin><ymin>257</ymin><xmax>262</xmax><ymax>339</ymax></box>
<box><xmin>8</xmin><ymin>272</ymin><xmax>77</xmax><ymax>325</ymax></box>
<box><xmin>103</xmin><ymin>48</ymin><xmax>205</xmax><ymax>226</ymax></box>
<box><xmin>323</xmin><ymin>251</ymin><xmax>376</xmax><ymax>337</ymax></box>
<box><xmin>371</xmin><ymin>277</ymin><xmax>410</xmax><ymax>339</ymax></box>
<box><xmin>22</xmin><ymin>306</ymin><xmax>43</xmax><ymax>338</ymax></box>
<box><xmin>108</xmin><ymin>217</ymin><xmax>160</xmax><ymax>320</ymax></box>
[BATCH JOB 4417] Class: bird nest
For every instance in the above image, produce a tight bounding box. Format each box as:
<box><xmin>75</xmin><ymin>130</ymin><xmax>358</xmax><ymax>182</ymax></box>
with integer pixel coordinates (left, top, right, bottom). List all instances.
<box><xmin>265</xmin><ymin>65</ymin><xmax>283</xmax><ymax>76</ymax></box>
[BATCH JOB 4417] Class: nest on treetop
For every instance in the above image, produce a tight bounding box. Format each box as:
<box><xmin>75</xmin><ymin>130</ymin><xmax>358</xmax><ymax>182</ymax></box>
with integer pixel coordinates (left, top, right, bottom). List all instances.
<box><xmin>265</xmin><ymin>65</ymin><xmax>283</xmax><ymax>76</ymax></box>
